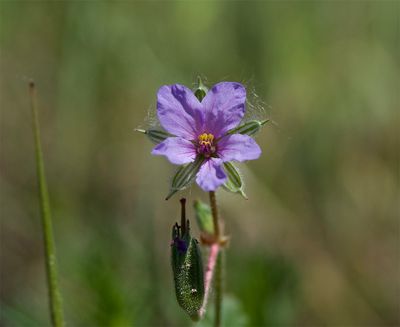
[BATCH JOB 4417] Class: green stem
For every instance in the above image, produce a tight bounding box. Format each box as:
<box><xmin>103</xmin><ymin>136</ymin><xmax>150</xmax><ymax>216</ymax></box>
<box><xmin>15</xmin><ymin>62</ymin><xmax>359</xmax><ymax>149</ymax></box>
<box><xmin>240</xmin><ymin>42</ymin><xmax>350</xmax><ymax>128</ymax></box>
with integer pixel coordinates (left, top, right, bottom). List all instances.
<box><xmin>29</xmin><ymin>82</ymin><xmax>65</xmax><ymax>327</ymax></box>
<box><xmin>208</xmin><ymin>191</ymin><xmax>223</xmax><ymax>327</ymax></box>
<box><xmin>209</xmin><ymin>191</ymin><xmax>220</xmax><ymax>237</ymax></box>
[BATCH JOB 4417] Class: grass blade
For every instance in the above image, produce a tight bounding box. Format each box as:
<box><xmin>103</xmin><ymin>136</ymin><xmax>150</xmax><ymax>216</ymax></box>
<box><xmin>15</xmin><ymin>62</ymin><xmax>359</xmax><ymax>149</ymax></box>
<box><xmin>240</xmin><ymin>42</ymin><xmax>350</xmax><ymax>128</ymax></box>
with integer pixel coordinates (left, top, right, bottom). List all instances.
<box><xmin>29</xmin><ymin>81</ymin><xmax>65</xmax><ymax>327</ymax></box>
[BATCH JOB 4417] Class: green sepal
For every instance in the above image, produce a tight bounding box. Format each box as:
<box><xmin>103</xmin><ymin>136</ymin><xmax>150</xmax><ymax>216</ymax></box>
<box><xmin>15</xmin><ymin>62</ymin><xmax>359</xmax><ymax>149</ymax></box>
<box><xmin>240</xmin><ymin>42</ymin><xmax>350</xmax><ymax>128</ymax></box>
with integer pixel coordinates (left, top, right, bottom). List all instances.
<box><xmin>171</xmin><ymin>221</ymin><xmax>204</xmax><ymax>320</ymax></box>
<box><xmin>194</xmin><ymin>76</ymin><xmax>208</xmax><ymax>102</ymax></box>
<box><xmin>135</xmin><ymin>128</ymin><xmax>173</xmax><ymax>144</ymax></box>
<box><xmin>193</xmin><ymin>200</ymin><xmax>214</xmax><ymax>235</ymax></box>
<box><xmin>222</xmin><ymin>162</ymin><xmax>247</xmax><ymax>199</ymax></box>
<box><xmin>166</xmin><ymin>157</ymin><xmax>205</xmax><ymax>200</ymax></box>
<box><xmin>226</xmin><ymin>119</ymin><xmax>269</xmax><ymax>136</ymax></box>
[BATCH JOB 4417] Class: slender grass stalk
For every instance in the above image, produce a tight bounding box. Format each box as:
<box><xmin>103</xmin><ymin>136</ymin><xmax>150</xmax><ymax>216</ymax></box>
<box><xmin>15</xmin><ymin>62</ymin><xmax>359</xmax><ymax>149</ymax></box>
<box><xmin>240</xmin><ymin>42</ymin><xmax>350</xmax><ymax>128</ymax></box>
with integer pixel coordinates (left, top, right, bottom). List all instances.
<box><xmin>208</xmin><ymin>191</ymin><xmax>223</xmax><ymax>327</ymax></box>
<box><xmin>29</xmin><ymin>81</ymin><xmax>65</xmax><ymax>327</ymax></box>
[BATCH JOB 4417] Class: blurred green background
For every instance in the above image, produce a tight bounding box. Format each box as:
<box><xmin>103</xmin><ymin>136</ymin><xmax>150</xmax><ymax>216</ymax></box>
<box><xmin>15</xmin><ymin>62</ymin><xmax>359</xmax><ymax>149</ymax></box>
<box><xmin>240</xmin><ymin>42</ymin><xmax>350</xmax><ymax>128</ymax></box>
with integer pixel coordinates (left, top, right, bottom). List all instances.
<box><xmin>1</xmin><ymin>1</ymin><xmax>398</xmax><ymax>326</ymax></box>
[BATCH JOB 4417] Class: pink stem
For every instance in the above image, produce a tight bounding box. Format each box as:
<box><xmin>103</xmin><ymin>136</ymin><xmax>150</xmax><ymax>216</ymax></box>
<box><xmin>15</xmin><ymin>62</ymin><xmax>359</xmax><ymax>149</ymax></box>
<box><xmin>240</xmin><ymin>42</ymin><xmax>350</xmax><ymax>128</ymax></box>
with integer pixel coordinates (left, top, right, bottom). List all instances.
<box><xmin>199</xmin><ymin>243</ymin><xmax>220</xmax><ymax>317</ymax></box>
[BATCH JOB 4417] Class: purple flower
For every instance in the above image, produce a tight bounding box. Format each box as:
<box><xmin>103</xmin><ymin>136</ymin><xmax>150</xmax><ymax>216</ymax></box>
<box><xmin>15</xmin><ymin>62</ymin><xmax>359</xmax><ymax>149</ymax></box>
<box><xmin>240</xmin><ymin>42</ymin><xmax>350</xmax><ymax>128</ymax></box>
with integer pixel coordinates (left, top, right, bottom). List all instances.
<box><xmin>151</xmin><ymin>82</ymin><xmax>262</xmax><ymax>192</ymax></box>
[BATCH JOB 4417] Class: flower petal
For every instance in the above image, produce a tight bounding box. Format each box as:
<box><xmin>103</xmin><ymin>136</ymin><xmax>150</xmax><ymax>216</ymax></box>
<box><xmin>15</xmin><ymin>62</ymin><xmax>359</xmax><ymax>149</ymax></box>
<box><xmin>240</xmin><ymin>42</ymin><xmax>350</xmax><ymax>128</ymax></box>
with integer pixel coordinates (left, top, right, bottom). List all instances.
<box><xmin>152</xmin><ymin>137</ymin><xmax>197</xmax><ymax>165</ymax></box>
<box><xmin>157</xmin><ymin>84</ymin><xmax>204</xmax><ymax>139</ymax></box>
<box><xmin>196</xmin><ymin>158</ymin><xmax>227</xmax><ymax>192</ymax></box>
<box><xmin>218</xmin><ymin>134</ymin><xmax>261</xmax><ymax>162</ymax></box>
<box><xmin>202</xmin><ymin>82</ymin><xmax>246</xmax><ymax>138</ymax></box>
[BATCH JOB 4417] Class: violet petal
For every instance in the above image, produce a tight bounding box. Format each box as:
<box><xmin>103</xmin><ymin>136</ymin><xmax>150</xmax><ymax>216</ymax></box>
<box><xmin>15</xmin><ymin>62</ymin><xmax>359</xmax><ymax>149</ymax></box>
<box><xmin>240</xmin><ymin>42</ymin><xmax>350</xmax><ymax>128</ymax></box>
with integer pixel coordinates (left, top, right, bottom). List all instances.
<box><xmin>152</xmin><ymin>137</ymin><xmax>197</xmax><ymax>165</ymax></box>
<box><xmin>218</xmin><ymin>134</ymin><xmax>261</xmax><ymax>162</ymax></box>
<box><xmin>157</xmin><ymin>84</ymin><xmax>204</xmax><ymax>139</ymax></box>
<box><xmin>202</xmin><ymin>82</ymin><xmax>246</xmax><ymax>138</ymax></box>
<box><xmin>196</xmin><ymin>158</ymin><xmax>227</xmax><ymax>191</ymax></box>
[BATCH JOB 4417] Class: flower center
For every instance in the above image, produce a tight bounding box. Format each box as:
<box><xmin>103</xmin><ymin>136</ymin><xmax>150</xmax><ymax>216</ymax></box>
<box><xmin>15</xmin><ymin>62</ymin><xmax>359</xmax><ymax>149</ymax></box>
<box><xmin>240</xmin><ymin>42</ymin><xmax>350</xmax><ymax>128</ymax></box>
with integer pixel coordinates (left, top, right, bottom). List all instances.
<box><xmin>197</xmin><ymin>133</ymin><xmax>216</xmax><ymax>157</ymax></box>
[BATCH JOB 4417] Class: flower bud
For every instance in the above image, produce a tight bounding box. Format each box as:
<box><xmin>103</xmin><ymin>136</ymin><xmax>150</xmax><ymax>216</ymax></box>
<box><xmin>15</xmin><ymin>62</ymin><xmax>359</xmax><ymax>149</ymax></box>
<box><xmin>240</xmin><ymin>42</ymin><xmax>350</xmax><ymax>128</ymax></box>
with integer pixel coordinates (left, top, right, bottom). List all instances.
<box><xmin>194</xmin><ymin>76</ymin><xmax>208</xmax><ymax>102</ymax></box>
<box><xmin>171</xmin><ymin>201</ymin><xmax>204</xmax><ymax>320</ymax></box>
<box><xmin>193</xmin><ymin>200</ymin><xmax>214</xmax><ymax>235</ymax></box>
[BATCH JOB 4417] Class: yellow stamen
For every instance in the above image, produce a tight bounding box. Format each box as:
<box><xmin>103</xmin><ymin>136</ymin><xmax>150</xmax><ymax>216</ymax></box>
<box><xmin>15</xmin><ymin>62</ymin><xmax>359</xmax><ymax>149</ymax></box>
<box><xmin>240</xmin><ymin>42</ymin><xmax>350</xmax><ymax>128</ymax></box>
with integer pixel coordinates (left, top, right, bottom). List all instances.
<box><xmin>198</xmin><ymin>133</ymin><xmax>214</xmax><ymax>146</ymax></box>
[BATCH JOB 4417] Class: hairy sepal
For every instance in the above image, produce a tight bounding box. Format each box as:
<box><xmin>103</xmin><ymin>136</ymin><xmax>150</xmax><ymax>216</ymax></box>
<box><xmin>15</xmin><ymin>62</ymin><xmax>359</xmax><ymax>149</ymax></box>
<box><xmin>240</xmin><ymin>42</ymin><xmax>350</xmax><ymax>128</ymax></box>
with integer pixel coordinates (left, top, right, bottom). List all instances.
<box><xmin>226</xmin><ymin>119</ymin><xmax>269</xmax><ymax>136</ymax></box>
<box><xmin>166</xmin><ymin>157</ymin><xmax>205</xmax><ymax>200</ymax></box>
<box><xmin>222</xmin><ymin>162</ymin><xmax>247</xmax><ymax>199</ymax></box>
<box><xmin>135</xmin><ymin>128</ymin><xmax>173</xmax><ymax>144</ymax></box>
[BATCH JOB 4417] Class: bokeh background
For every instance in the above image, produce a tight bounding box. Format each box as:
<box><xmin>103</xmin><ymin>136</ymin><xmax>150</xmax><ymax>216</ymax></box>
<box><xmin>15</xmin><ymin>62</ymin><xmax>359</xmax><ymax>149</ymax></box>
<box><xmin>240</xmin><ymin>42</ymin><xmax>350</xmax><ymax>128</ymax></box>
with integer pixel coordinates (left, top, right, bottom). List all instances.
<box><xmin>1</xmin><ymin>1</ymin><xmax>399</xmax><ymax>326</ymax></box>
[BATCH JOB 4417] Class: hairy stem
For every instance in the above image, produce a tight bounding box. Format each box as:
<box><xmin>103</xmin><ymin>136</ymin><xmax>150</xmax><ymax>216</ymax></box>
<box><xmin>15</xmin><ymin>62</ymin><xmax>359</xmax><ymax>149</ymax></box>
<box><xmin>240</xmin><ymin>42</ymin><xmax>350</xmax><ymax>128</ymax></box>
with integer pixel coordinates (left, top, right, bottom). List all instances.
<box><xmin>214</xmin><ymin>251</ymin><xmax>223</xmax><ymax>327</ymax></box>
<box><xmin>199</xmin><ymin>243</ymin><xmax>219</xmax><ymax>317</ymax></box>
<box><xmin>208</xmin><ymin>191</ymin><xmax>223</xmax><ymax>327</ymax></box>
<box><xmin>29</xmin><ymin>82</ymin><xmax>65</xmax><ymax>327</ymax></box>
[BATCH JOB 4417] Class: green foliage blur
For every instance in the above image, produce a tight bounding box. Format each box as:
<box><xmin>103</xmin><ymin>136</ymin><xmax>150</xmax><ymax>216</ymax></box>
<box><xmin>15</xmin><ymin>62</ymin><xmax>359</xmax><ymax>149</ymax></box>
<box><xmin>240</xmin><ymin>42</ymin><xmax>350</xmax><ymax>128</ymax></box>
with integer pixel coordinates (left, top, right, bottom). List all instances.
<box><xmin>1</xmin><ymin>1</ymin><xmax>398</xmax><ymax>326</ymax></box>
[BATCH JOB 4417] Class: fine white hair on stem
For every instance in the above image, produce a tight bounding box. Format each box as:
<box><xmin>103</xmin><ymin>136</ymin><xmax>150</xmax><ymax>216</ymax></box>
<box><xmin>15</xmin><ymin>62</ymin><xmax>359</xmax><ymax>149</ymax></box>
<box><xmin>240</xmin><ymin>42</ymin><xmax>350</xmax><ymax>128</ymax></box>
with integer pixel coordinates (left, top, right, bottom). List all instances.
<box><xmin>198</xmin><ymin>243</ymin><xmax>220</xmax><ymax>318</ymax></box>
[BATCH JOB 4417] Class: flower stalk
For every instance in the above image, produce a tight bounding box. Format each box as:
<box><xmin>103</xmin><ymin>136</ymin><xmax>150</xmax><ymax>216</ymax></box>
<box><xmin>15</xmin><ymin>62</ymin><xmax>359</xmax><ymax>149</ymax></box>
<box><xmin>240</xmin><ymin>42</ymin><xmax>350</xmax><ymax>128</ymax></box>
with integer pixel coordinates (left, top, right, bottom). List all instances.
<box><xmin>209</xmin><ymin>191</ymin><xmax>220</xmax><ymax>238</ymax></box>
<box><xmin>29</xmin><ymin>81</ymin><xmax>65</xmax><ymax>327</ymax></box>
